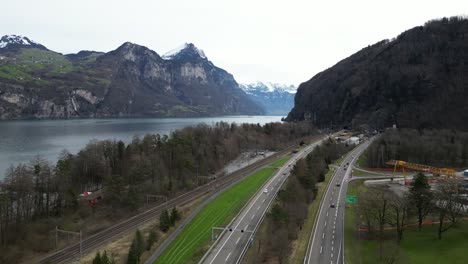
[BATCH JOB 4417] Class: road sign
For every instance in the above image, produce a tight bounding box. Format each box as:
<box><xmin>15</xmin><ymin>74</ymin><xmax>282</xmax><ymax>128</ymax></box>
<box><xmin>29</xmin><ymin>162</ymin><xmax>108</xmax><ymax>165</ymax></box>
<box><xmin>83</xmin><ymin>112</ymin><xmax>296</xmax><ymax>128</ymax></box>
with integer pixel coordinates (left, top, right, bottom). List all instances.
<box><xmin>346</xmin><ymin>195</ymin><xmax>357</xmax><ymax>203</ymax></box>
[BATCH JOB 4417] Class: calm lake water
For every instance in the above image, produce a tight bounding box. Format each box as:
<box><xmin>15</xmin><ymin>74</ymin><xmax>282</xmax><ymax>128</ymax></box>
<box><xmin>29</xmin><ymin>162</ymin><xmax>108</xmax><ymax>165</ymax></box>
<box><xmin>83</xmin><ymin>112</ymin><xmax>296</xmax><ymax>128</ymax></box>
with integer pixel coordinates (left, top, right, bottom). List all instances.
<box><xmin>0</xmin><ymin>116</ymin><xmax>283</xmax><ymax>179</ymax></box>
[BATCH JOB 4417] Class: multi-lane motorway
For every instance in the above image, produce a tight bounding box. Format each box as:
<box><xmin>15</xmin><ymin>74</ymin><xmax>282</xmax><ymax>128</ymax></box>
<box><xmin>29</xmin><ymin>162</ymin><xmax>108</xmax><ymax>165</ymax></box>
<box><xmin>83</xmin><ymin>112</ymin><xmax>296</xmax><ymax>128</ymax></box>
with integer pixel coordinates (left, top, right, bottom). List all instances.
<box><xmin>304</xmin><ymin>139</ymin><xmax>372</xmax><ymax>264</ymax></box>
<box><xmin>200</xmin><ymin>139</ymin><xmax>323</xmax><ymax>264</ymax></box>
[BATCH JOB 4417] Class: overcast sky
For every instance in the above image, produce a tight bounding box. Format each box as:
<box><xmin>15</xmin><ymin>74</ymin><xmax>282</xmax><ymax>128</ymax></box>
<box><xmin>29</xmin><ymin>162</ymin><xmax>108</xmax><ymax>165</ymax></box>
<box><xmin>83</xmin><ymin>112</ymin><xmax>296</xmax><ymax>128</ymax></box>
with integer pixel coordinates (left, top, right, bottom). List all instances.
<box><xmin>2</xmin><ymin>0</ymin><xmax>466</xmax><ymax>85</ymax></box>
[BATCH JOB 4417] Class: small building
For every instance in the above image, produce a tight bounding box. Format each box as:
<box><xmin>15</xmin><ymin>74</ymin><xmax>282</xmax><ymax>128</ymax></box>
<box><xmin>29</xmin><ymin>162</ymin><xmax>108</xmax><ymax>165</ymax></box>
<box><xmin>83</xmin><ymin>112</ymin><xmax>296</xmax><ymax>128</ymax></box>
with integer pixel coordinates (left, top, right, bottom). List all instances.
<box><xmin>346</xmin><ymin>137</ymin><xmax>360</xmax><ymax>146</ymax></box>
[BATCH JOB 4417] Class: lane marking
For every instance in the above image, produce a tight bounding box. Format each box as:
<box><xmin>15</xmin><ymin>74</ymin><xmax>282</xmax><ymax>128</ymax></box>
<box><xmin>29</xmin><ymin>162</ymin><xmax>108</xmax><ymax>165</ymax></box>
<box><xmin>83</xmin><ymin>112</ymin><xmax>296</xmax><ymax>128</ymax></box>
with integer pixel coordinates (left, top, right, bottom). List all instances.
<box><xmin>320</xmin><ymin>246</ymin><xmax>323</xmax><ymax>254</ymax></box>
<box><xmin>324</xmin><ymin>221</ymin><xmax>327</xmax><ymax>227</ymax></box>
<box><xmin>251</xmin><ymin>214</ymin><xmax>255</xmax><ymax>220</ymax></box>
<box><xmin>322</xmin><ymin>232</ymin><xmax>325</xmax><ymax>239</ymax></box>
<box><xmin>226</xmin><ymin>252</ymin><xmax>231</xmax><ymax>261</ymax></box>
<box><xmin>236</xmin><ymin>237</ymin><xmax>241</xmax><ymax>244</ymax></box>
<box><xmin>326</xmin><ymin>211</ymin><xmax>329</xmax><ymax>217</ymax></box>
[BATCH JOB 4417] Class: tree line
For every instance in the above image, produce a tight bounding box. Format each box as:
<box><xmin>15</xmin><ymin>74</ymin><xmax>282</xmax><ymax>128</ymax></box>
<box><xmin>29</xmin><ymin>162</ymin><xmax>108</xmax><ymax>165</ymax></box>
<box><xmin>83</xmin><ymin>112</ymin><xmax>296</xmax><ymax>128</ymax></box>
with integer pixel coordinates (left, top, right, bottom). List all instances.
<box><xmin>364</xmin><ymin>129</ymin><xmax>468</xmax><ymax>168</ymax></box>
<box><xmin>0</xmin><ymin>121</ymin><xmax>315</xmax><ymax>263</ymax></box>
<box><xmin>356</xmin><ymin>173</ymin><xmax>466</xmax><ymax>263</ymax></box>
<box><xmin>248</xmin><ymin>139</ymin><xmax>351</xmax><ymax>263</ymax></box>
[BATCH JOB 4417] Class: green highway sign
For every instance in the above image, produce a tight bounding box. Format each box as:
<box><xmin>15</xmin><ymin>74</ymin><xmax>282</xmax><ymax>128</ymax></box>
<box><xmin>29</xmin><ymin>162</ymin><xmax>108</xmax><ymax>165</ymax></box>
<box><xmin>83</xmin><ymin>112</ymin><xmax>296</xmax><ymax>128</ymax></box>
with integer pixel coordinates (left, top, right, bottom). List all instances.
<box><xmin>346</xmin><ymin>195</ymin><xmax>357</xmax><ymax>203</ymax></box>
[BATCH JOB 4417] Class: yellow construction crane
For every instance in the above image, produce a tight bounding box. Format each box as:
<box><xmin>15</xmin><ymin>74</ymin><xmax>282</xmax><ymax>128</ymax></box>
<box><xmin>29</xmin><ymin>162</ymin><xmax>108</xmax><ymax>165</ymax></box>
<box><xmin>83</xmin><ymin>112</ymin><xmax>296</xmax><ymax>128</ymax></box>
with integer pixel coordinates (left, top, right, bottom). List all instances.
<box><xmin>386</xmin><ymin>160</ymin><xmax>456</xmax><ymax>185</ymax></box>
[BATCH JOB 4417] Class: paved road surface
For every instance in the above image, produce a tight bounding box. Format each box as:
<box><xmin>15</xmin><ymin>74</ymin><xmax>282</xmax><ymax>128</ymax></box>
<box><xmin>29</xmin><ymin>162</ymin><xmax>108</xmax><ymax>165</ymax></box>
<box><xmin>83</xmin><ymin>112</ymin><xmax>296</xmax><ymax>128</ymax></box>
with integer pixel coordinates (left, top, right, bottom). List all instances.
<box><xmin>200</xmin><ymin>140</ymin><xmax>323</xmax><ymax>264</ymax></box>
<box><xmin>304</xmin><ymin>139</ymin><xmax>372</xmax><ymax>264</ymax></box>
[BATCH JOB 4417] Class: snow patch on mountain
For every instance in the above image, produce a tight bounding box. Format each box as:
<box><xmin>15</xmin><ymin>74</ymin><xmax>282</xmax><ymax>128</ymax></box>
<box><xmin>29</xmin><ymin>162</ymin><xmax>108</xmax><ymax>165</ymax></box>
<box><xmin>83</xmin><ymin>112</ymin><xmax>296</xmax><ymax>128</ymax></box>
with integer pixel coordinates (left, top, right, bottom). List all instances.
<box><xmin>240</xmin><ymin>82</ymin><xmax>296</xmax><ymax>94</ymax></box>
<box><xmin>162</xmin><ymin>43</ymin><xmax>206</xmax><ymax>59</ymax></box>
<box><xmin>0</xmin><ymin>35</ymin><xmax>38</xmax><ymax>48</ymax></box>
<box><xmin>240</xmin><ymin>82</ymin><xmax>296</xmax><ymax>115</ymax></box>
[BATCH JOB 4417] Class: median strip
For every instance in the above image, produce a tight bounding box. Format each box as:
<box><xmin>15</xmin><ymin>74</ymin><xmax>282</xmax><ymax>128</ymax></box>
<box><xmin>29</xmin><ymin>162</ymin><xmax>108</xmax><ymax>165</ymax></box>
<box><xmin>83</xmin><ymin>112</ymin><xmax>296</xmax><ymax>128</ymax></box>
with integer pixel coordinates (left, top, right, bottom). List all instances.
<box><xmin>153</xmin><ymin>157</ymin><xmax>289</xmax><ymax>264</ymax></box>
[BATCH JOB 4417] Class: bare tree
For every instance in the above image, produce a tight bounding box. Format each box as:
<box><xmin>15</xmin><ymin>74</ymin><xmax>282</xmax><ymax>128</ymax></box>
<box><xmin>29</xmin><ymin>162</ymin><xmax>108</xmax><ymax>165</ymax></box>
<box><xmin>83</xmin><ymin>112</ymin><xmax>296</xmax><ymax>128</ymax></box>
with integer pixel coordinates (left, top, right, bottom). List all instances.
<box><xmin>436</xmin><ymin>179</ymin><xmax>465</xmax><ymax>240</ymax></box>
<box><xmin>387</xmin><ymin>191</ymin><xmax>410</xmax><ymax>243</ymax></box>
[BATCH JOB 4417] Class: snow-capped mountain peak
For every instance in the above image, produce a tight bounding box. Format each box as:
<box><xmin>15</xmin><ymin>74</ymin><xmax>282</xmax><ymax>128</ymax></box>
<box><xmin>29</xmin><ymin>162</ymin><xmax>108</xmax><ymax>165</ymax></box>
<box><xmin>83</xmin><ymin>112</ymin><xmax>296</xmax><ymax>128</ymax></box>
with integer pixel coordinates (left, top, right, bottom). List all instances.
<box><xmin>239</xmin><ymin>81</ymin><xmax>296</xmax><ymax>116</ymax></box>
<box><xmin>241</xmin><ymin>82</ymin><xmax>296</xmax><ymax>94</ymax></box>
<box><xmin>0</xmin><ymin>35</ymin><xmax>38</xmax><ymax>48</ymax></box>
<box><xmin>162</xmin><ymin>43</ymin><xmax>207</xmax><ymax>60</ymax></box>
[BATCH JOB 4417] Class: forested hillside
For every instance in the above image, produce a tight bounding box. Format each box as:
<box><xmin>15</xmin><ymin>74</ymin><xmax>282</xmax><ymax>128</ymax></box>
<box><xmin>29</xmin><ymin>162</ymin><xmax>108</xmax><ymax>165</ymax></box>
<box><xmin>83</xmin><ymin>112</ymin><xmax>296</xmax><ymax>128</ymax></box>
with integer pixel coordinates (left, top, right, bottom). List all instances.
<box><xmin>287</xmin><ymin>16</ymin><xmax>468</xmax><ymax>130</ymax></box>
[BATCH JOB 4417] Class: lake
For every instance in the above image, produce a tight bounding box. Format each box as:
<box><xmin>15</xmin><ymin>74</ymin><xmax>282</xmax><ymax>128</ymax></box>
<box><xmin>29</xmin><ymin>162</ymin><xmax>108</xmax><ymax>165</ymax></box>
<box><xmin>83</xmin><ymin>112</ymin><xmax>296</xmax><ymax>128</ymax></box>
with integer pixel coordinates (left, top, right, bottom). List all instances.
<box><xmin>0</xmin><ymin>116</ymin><xmax>283</xmax><ymax>179</ymax></box>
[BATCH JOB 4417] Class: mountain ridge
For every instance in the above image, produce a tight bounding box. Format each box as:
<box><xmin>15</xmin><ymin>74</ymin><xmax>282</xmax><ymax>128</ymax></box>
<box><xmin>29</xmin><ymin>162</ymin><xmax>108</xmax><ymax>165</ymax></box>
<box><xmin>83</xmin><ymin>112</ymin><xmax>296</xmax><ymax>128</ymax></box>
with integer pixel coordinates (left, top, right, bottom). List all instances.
<box><xmin>286</xmin><ymin>16</ymin><xmax>468</xmax><ymax>130</ymax></box>
<box><xmin>0</xmin><ymin>37</ymin><xmax>264</xmax><ymax>119</ymax></box>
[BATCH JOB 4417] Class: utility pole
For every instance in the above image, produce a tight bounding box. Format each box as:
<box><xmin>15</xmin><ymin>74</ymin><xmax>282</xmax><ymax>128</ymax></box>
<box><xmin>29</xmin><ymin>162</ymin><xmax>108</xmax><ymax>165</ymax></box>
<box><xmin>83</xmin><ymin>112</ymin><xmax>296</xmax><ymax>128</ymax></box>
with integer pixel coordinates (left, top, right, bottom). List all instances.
<box><xmin>55</xmin><ymin>227</ymin><xmax>82</xmax><ymax>261</ymax></box>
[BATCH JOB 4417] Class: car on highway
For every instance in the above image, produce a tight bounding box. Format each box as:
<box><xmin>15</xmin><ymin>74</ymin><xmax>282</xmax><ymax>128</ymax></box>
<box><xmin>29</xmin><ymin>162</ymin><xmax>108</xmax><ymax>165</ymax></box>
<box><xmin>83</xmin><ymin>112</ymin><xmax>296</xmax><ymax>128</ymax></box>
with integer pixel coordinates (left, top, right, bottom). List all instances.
<box><xmin>330</xmin><ymin>203</ymin><xmax>336</xmax><ymax>208</ymax></box>
<box><xmin>263</xmin><ymin>188</ymin><xmax>268</xmax><ymax>193</ymax></box>
<box><xmin>336</xmin><ymin>183</ymin><xmax>341</xmax><ymax>187</ymax></box>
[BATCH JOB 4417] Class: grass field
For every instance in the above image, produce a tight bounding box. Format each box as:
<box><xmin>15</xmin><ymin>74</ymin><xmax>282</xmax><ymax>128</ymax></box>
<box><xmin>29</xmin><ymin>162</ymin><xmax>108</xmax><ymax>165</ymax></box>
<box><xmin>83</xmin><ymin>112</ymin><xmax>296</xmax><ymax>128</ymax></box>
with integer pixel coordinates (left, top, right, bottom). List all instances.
<box><xmin>154</xmin><ymin>163</ymin><xmax>281</xmax><ymax>264</ymax></box>
<box><xmin>344</xmin><ymin>180</ymin><xmax>468</xmax><ymax>264</ymax></box>
<box><xmin>356</xmin><ymin>153</ymin><xmax>368</xmax><ymax>168</ymax></box>
<box><xmin>270</xmin><ymin>155</ymin><xmax>290</xmax><ymax>168</ymax></box>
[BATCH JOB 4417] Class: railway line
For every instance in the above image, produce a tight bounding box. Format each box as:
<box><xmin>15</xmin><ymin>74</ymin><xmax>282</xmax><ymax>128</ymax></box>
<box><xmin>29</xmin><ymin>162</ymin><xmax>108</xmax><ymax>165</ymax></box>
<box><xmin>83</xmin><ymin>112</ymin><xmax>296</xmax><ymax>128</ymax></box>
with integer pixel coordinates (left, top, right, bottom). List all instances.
<box><xmin>37</xmin><ymin>136</ymin><xmax>318</xmax><ymax>264</ymax></box>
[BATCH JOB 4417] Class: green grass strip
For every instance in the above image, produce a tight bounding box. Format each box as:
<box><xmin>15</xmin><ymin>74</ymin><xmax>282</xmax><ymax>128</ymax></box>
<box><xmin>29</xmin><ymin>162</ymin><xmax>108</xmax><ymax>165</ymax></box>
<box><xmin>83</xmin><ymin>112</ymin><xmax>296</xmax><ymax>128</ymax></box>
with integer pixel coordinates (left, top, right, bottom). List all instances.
<box><xmin>154</xmin><ymin>166</ymin><xmax>277</xmax><ymax>264</ymax></box>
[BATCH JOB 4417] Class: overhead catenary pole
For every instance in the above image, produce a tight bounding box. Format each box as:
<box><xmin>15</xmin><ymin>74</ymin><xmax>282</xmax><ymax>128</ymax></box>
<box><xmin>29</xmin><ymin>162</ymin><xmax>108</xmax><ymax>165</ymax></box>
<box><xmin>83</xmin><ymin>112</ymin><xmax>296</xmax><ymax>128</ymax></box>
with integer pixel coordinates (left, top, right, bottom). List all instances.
<box><xmin>55</xmin><ymin>227</ymin><xmax>82</xmax><ymax>261</ymax></box>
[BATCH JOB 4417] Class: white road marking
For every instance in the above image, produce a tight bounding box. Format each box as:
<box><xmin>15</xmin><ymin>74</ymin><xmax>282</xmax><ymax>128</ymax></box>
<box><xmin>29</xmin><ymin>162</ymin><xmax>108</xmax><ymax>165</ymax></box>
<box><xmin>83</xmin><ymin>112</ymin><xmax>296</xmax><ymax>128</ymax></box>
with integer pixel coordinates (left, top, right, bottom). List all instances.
<box><xmin>226</xmin><ymin>252</ymin><xmax>231</xmax><ymax>261</ymax></box>
<box><xmin>320</xmin><ymin>246</ymin><xmax>323</xmax><ymax>254</ymax></box>
<box><xmin>257</xmin><ymin>206</ymin><xmax>260</xmax><ymax>211</ymax></box>
<box><xmin>325</xmin><ymin>221</ymin><xmax>327</xmax><ymax>227</ymax></box>
<box><xmin>326</xmin><ymin>211</ymin><xmax>329</xmax><ymax>217</ymax></box>
<box><xmin>322</xmin><ymin>232</ymin><xmax>325</xmax><ymax>239</ymax></box>
<box><xmin>332</xmin><ymin>240</ymin><xmax>334</xmax><ymax>245</ymax></box>
<box><xmin>245</xmin><ymin>225</ymin><xmax>248</xmax><ymax>230</ymax></box>
<box><xmin>332</xmin><ymin>246</ymin><xmax>334</xmax><ymax>252</ymax></box>
<box><xmin>251</xmin><ymin>214</ymin><xmax>255</xmax><ymax>220</ymax></box>
<box><xmin>236</xmin><ymin>237</ymin><xmax>241</xmax><ymax>244</ymax></box>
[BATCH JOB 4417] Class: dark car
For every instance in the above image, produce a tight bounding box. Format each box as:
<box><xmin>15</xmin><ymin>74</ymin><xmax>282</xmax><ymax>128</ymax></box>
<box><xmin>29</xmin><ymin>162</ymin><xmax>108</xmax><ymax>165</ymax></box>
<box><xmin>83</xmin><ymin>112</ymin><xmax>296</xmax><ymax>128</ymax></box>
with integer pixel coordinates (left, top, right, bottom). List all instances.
<box><xmin>336</xmin><ymin>183</ymin><xmax>341</xmax><ymax>187</ymax></box>
<box><xmin>330</xmin><ymin>204</ymin><xmax>336</xmax><ymax>208</ymax></box>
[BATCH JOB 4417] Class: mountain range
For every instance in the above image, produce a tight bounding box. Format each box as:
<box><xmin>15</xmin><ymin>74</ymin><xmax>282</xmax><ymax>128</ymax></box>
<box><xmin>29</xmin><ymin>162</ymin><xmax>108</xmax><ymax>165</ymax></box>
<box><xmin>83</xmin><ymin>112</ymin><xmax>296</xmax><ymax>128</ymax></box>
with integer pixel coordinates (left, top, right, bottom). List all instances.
<box><xmin>240</xmin><ymin>82</ymin><xmax>296</xmax><ymax>116</ymax></box>
<box><xmin>0</xmin><ymin>36</ymin><xmax>264</xmax><ymax>119</ymax></box>
<box><xmin>287</xmin><ymin>16</ymin><xmax>468</xmax><ymax>130</ymax></box>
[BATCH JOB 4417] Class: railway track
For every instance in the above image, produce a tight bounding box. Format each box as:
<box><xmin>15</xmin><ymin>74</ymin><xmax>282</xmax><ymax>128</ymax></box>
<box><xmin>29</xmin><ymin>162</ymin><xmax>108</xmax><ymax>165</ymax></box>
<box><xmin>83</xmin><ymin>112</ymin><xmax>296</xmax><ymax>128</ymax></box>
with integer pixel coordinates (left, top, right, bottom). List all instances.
<box><xmin>37</xmin><ymin>136</ymin><xmax>318</xmax><ymax>264</ymax></box>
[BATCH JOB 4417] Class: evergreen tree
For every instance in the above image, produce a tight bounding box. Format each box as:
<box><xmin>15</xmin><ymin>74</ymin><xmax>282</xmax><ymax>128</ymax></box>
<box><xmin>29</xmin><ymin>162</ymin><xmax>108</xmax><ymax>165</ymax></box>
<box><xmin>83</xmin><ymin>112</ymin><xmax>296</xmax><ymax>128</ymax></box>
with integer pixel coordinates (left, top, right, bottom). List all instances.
<box><xmin>127</xmin><ymin>238</ymin><xmax>139</xmax><ymax>264</ymax></box>
<box><xmin>135</xmin><ymin>229</ymin><xmax>144</xmax><ymax>258</ymax></box>
<box><xmin>159</xmin><ymin>209</ymin><xmax>171</xmax><ymax>232</ymax></box>
<box><xmin>101</xmin><ymin>251</ymin><xmax>111</xmax><ymax>264</ymax></box>
<box><xmin>146</xmin><ymin>230</ymin><xmax>158</xmax><ymax>250</ymax></box>
<box><xmin>408</xmin><ymin>173</ymin><xmax>433</xmax><ymax>230</ymax></box>
<box><xmin>170</xmin><ymin>207</ymin><xmax>181</xmax><ymax>226</ymax></box>
<box><xmin>92</xmin><ymin>251</ymin><xmax>102</xmax><ymax>264</ymax></box>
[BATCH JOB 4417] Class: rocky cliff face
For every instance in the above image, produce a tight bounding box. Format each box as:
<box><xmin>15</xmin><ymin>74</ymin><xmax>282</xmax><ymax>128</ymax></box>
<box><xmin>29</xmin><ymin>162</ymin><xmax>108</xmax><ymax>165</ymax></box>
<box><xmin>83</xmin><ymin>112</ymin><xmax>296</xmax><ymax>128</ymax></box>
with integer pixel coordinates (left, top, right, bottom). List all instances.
<box><xmin>286</xmin><ymin>17</ymin><xmax>468</xmax><ymax>130</ymax></box>
<box><xmin>0</xmin><ymin>38</ymin><xmax>263</xmax><ymax>119</ymax></box>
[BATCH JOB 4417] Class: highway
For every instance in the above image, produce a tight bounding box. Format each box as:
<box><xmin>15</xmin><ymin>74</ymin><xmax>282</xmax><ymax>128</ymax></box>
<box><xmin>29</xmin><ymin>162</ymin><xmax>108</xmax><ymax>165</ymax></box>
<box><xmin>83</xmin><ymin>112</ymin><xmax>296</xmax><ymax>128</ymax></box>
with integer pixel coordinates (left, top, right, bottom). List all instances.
<box><xmin>36</xmin><ymin>136</ymin><xmax>314</xmax><ymax>264</ymax></box>
<box><xmin>304</xmin><ymin>139</ymin><xmax>372</xmax><ymax>264</ymax></box>
<box><xmin>200</xmin><ymin>139</ymin><xmax>323</xmax><ymax>264</ymax></box>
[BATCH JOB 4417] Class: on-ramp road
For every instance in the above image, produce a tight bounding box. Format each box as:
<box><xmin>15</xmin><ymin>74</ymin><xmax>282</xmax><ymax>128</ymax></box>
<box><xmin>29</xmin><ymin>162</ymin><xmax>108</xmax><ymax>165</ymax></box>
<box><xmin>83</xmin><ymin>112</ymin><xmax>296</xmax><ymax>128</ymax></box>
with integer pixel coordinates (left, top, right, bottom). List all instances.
<box><xmin>200</xmin><ymin>139</ymin><xmax>323</xmax><ymax>264</ymax></box>
<box><xmin>304</xmin><ymin>139</ymin><xmax>372</xmax><ymax>264</ymax></box>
